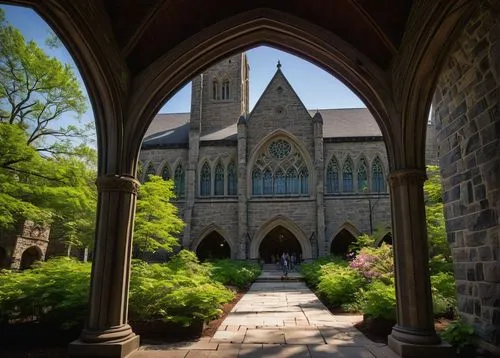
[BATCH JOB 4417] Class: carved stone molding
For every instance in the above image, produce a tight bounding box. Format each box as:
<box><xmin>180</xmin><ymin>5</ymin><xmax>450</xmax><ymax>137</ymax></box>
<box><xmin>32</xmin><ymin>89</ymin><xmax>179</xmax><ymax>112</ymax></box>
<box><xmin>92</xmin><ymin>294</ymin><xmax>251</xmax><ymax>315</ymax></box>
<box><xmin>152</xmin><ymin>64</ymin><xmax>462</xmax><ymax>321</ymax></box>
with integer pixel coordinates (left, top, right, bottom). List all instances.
<box><xmin>388</xmin><ymin>169</ymin><xmax>427</xmax><ymax>188</ymax></box>
<box><xmin>96</xmin><ymin>175</ymin><xmax>140</xmax><ymax>194</ymax></box>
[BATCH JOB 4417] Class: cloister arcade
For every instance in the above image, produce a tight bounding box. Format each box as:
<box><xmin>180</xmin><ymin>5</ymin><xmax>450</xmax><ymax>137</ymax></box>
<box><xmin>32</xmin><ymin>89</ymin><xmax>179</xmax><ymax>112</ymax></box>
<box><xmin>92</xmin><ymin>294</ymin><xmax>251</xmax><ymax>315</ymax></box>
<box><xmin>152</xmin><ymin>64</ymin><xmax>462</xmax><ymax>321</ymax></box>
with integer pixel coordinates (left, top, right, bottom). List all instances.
<box><xmin>2</xmin><ymin>1</ymin><xmax>498</xmax><ymax>357</ymax></box>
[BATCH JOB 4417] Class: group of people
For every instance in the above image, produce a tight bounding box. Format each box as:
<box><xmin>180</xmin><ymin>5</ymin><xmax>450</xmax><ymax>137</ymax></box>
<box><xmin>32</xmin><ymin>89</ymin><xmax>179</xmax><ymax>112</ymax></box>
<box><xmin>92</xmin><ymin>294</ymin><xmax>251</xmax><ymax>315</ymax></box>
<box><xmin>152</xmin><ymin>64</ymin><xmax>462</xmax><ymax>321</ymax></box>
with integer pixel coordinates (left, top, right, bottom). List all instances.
<box><xmin>279</xmin><ymin>252</ymin><xmax>297</xmax><ymax>276</ymax></box>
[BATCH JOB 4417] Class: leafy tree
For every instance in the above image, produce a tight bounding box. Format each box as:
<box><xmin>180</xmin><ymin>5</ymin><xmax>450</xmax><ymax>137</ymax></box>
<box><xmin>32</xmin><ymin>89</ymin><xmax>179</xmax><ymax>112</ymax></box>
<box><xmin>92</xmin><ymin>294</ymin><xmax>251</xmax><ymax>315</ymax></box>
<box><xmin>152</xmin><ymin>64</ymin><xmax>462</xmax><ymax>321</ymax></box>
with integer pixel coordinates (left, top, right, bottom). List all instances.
<box><xmin>0</xmin><ymin>8</ymin><xmax>90</xmax><ymax>156</ymax></box>
<box><xmin>134</xmin><ymin>175</ymin><xmax>185</xmax><ymax>253</ymax></box>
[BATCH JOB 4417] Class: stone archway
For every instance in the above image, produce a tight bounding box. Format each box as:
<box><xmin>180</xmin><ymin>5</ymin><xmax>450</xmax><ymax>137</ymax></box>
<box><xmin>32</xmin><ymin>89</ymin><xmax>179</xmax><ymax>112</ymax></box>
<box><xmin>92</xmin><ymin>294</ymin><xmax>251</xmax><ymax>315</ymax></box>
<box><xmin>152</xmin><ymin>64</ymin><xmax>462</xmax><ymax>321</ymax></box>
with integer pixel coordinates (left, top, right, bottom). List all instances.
<box><xmin>330</xmin><ymin>229</ymin><xmax>357</xmax><ymax>257</ymax></box>
<box><xmin>19</xmin><ymin>246</ymin><xmax>42</xmax><ymax>270</ymax></box>
<box><xmin>251</xmin><ymin>216</ymin><xmax>312</xmax><ymax>260</ymax></box>
<box><xmin>195</xmin><ymin>231</ymin><xmax>231</xmax><ymax>262</ymax></box>
<box><xmin>258</xmin><ymin>226</ymin><xmax>302</xmax><ymax>264</ymax></box>
<box><xmin>376</xmin><ymin>232</ymin><xmax>393</xmax><ymax>246</ymax></box>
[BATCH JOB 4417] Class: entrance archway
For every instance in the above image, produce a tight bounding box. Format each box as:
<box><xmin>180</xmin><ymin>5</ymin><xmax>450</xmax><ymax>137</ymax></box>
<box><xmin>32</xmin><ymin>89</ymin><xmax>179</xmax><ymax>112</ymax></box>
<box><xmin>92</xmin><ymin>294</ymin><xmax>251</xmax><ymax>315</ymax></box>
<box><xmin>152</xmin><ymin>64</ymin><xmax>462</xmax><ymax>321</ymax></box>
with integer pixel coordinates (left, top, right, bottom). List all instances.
<box><xmin>20</xmin><ymin>246</ymin><xmax>42</xmax><ymax>270</ymax></box>
<box><xmin>330</xmin><ymin>229</ymin><xmax>356</xmax><ymax>257</ymax></box>
<box><xmin>195</xmin><ymin>231</ymin><xmax>231</xmax><ymax>261</ymax></box>
<box><xmin>0</xmin><ymin>247</ymin><xmax>9</xmax><ymax>269</ymax></box>
<box><xmin>259</xmin><ymin>226</ymin><xmax>302</xmax><ymax>264</ymax></box>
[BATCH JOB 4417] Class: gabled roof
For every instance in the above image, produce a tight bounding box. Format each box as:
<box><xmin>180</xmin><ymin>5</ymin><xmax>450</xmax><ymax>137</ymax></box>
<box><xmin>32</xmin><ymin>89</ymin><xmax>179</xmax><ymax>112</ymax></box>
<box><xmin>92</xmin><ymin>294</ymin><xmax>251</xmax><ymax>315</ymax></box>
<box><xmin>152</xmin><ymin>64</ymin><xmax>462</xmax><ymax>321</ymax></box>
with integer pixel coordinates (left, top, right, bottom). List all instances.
<box><xmin>312</xmin><ymin>108</ymin><xmax>382</xmax><ymax>137</ymax></box>
<box><xmin>141</xmin><ymin>108</ymin><xmax>383</xmax><ymax>148</ymax></box>
<box><xmin>142</xmin><ymin>113</ymin><xmax>190</xmax><ymax>148</ymax></box>
<box><xmin>248</xmin><ymin>67</ymin><xmax>310</xmax><ymax>122</ymax></box>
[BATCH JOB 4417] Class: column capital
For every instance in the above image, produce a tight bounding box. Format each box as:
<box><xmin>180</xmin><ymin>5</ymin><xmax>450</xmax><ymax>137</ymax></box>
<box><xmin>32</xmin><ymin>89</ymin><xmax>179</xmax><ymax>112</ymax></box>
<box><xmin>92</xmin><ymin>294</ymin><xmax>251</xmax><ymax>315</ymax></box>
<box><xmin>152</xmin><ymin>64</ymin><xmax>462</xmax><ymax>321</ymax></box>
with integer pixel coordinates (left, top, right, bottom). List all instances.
<box><xmin>96</xmin><ymin>175</ymin><xmax>140</xmax><ymax>194</ymax></box>
<box><xmin>388</xmin><ymin>168</ymin><xmax>427</xmax><ymax>188</ymax></box>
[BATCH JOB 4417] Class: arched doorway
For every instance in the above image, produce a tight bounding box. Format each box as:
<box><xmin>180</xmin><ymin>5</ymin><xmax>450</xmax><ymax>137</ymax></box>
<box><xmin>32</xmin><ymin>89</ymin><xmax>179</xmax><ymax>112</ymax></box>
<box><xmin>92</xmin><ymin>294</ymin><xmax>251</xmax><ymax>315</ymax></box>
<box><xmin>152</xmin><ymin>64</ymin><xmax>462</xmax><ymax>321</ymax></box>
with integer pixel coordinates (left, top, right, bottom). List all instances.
<box><xmin>0</xmin><ymin>247</ymin><xmax>9</xmax><ymax>269</ymax></box>
<box><xmin>259</xmin><ymin>226</ymin><xmax>302</xmax><ymax>264</ymax></box>
<box><xmin>195</xmin><ymin>231</ymin><xmax>231</xmax><ymax>261</ymax></box>
<box><xmin>20</xmin><ymin>246</ymin><xmax>42</xmax><ymax>270</ymax></box>
<box><xmin>330</xmin><ymin>229</ymin><xmax>356</xmax><ymax>257</ymax></box>
<box><xmin>378</xmin><ymin>232</ymin><xmax>392</xmax><ymax>246</ymax></box>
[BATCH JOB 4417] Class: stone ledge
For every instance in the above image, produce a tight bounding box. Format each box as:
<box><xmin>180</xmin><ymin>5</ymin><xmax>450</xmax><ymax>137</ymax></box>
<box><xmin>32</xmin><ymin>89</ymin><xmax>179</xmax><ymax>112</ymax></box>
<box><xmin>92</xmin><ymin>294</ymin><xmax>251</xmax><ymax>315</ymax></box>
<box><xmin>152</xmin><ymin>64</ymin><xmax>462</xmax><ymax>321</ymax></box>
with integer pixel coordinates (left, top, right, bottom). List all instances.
<box><xmin>68</xmin><ymin>335</ymin><xmax>140</xmax><ymax>358</ymax></box>
<box><xmin>388</xmin><ymin>335</ymin><xmax>456</xmax><ymax>358</ymax></box>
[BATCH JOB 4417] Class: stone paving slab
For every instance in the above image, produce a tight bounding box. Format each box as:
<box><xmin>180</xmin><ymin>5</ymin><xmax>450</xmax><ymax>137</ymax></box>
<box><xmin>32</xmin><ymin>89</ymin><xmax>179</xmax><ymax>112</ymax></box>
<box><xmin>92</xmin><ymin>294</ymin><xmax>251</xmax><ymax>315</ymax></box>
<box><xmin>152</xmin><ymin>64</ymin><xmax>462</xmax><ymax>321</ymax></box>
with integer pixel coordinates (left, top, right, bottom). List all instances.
<box><xmin>132</xmin><ymin>270</ymin><xmax>399</xmax><ymax>358</ymax></box>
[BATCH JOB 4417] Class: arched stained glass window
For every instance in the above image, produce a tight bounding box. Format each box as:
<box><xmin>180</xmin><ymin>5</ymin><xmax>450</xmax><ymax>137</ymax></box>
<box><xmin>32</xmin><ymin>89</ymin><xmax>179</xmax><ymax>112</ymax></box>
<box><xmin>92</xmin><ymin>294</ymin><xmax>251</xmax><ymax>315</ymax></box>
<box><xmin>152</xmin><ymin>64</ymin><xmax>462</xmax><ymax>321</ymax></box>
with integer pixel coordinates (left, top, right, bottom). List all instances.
<box><xmin>372</xmin><ymin>157</ymin><xmax>385</xmax><ymax>192</ymax></box>
<box><xmin>214</xmin><ymin>162</ymin><xmax>224</xmax><ymax>196</ymax></box>
<box><xmin>263</xmin><ymin>168</ymin><xmax>273</xmax><ymax>195</ymax></box>
<box><xmin>227</xmin><ymin>161</ymin><xmax>237</xmax><ymax>195</ymax></box>
<box><xmin>299</xmin><ymin>168</ymin><xmax>309</xmax><ymax>194</ymax></box>
<box><xmin>343</xmin><ymin>158</ymin><xmax>353</xmax><ymax>192</ymax></box>
<box><xmin>358</xmin><ymin>158</ymin><xmax>368</xmax><ymax>192</ymax></box>
<box><xmin>161</xmin><ymin>164</ymin><xmax>170</xmax><ymax>180</ymax></box>
<box><xmin>221</xmin><ymin>79</ymin><xmax>230</xmax><ymax>100</ymax></box>
<box><xmin>212</xmin><ymin>79</ymin><xmax>219</xmax><ymax>100</ymax></box>
<box><xmin>174</xmin><ymin>164</ymin><xmax>185</xmax><ymax>198</ymax></box>
<box><xmin>200</xmin><ymin>162</ymin><xmax>211</xmax><ymax>196</ymax></box>
<box><xmin>145</xmin><ymin>163</ymin><xmax>156</xmax><ymax>182</ymax></box>
<box><xmin>252</xmin><ymin>169</ymin><xmax>262</xmax><ymax>195</ymax></box>
<box><xmin>326</xmin><ymin>157</ymin><xmax>340</xmax><ymax>193</ymax></box>
<box><xmin>286</xmin><ymin>168</ymin><xmax>299</xmax><ymax>194</ymax></box>
<box><xmin>274</xmin><ymin>169</ymin><xmax>286</xmax><ymax>194</ymax></box>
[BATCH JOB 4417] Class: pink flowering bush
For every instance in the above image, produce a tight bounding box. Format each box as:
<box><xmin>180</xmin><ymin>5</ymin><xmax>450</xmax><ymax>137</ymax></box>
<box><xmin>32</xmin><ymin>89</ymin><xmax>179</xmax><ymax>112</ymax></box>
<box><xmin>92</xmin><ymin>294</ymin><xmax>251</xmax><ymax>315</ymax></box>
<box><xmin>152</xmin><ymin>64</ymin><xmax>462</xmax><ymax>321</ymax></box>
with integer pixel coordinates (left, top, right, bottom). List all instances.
<box><xmin>349</xmin><ymin>244</ymin><xmax>394</xmax><ymax>284</ymax></box>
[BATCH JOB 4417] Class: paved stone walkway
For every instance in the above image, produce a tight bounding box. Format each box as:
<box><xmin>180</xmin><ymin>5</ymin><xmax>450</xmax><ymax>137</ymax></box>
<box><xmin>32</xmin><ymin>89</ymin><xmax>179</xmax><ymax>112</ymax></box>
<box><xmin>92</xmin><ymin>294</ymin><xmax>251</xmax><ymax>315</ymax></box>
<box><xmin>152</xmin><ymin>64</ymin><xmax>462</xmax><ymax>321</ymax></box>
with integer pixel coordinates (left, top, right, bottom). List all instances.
<box><xmin>131</xmin><ymin>268</ymin><xmax>399</xmax><ymax>358</ymax></box>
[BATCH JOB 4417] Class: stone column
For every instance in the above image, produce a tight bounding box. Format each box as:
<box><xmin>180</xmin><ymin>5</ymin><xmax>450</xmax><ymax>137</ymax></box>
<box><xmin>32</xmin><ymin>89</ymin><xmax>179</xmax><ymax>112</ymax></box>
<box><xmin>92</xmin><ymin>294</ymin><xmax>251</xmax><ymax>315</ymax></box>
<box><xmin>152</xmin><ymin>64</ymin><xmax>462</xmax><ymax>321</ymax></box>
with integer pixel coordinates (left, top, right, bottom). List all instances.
<box><xmin>237</xmin><ymin>116</ymin><xmax>248</xmax><ymax>259</ymax></box>
<box><xmin>69</xmin><ymin>175</ymin><xmax>140</xmax><ymax>358</ymax></box>
<box><xmin>313</xmin><ymin>112</ymin><xmax>325</xmax><ymax>258</ymax></box>
<box><xmin>387</xmin><ymin>169</ymin><xmax>453</xmax><ymax>357</ymax></box>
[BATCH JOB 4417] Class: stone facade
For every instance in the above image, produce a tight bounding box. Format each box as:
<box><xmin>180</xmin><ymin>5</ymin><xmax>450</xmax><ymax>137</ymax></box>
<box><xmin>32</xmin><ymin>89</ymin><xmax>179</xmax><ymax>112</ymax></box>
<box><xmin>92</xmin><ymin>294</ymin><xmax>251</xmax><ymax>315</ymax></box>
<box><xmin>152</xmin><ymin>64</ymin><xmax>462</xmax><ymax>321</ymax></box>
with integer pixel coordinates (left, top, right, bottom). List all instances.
<box><xmin>432</xmin><ymin>4</ymin><xmax>500</xmax><ymax>352</ymax></box>
<box><xmin>0</xmin><ymin>220</ymin><xmax>49</xmax><ymax>269</ymax></box>
<box><xmin>138</xmin><ymin>55</ymin><xmax>437</xmax><ymax>261</ymax></box>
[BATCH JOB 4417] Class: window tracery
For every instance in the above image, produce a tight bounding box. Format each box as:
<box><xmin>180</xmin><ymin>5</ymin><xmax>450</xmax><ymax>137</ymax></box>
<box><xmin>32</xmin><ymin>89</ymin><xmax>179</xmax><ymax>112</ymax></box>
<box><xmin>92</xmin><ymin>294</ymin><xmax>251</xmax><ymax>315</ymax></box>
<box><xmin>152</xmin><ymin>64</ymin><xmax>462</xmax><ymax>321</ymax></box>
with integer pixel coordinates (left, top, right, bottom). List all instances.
<box><xmin>251</xmin><ymin>138</ymin><xmax>309</xmax><ymax>196</ymax></box>
<box><xmin>372</xmin><ymin>157</ymin><xmax>385</xmax><ymax>192</ymax></box>
<box><xmin>326</xmin><ymin>156</ymin><xmax>340</xmax><ymax>193</ymax></box>
<box><xmin>227</xmin><ymin>161</ymin><xmax>237</xmax><ymax>195</ymax></box>
<box><xmin>214</xmin><ymin>161</ymin><xmax>224</xmax><ymax>196</ymax></box>
<box><xmin>221</xmin><ymin>79</ymin><xmax>230</xmax><ymax>100</ymax></box>
<box><xmin>357</xmin><ymin>157</ymin><xmax>368</xmax><ymax>192</ymax></box>
<box><xmin>161</xmin><ymin>164</ymin><xmax>170</xmax><ymax>180</ymax></box>
<box><xmin>200</xmin><ymin>162</ymin><xmax>211</xmax><ymax>196</ymax></box>
<box><xmin>174</xmin><ymin>164</ymin><xmax>185</xmax><ymax>198</ymax></box>
<box><xmin>343</xmin><ymin>157</ymin><xmax>353</xmax><ymax>192</ymax></box>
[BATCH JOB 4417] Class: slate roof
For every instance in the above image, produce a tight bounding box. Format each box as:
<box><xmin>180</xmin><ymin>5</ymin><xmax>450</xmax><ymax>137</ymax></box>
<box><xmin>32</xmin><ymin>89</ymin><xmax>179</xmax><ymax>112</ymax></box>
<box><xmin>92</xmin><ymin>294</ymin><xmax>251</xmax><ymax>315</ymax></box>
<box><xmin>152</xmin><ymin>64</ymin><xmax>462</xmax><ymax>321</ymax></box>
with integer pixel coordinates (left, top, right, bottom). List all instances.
<box><xmin>142</xmin><ymin>108</ymin><xmax>382</xmax><ymax>148</ymax></box>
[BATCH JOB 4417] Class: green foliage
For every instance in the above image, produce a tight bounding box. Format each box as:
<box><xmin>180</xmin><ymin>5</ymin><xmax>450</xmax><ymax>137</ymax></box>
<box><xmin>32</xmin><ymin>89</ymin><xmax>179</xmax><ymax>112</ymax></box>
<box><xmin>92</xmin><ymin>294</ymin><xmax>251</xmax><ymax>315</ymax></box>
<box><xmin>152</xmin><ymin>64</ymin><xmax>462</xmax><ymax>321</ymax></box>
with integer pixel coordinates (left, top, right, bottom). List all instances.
<box><xmin>355</xmin><ymin>280</ymin><xmax>396</xmax><ymax>321</ymax></box>
<box><xmin>0</xmin><ymin>250</ymin><xmax>235</xmax><ymax>328</ymax></box>
<box><xmin>206</xmin><ymin>259</ymin><xmax>261</xmax><ymax>290</ymax></box>
<box><xmin>440</xmin><ymin>319</ymin><xmax>478</xmax><ymax>356</ymax></box>
<box><xmin>129</xmin><ymin>251</ymin><xmax>233</xmax><ymax>325</ymax></box>
<box><xmin>134</xmin><ymin>175</ymin><xmax>185</xmax><ymax>253</ymax></box>
<box><xmin>349</xmin><ymin>244</ymin><xmax>394</xmax><ymax>284</ymax></box>
<box><xmin>348</xmin><ymin>233</ymin><xmax>377</xmax><ymax>254</ymax></box>
<box><xmin>316</xmin><ymin>263</ymin><xmax>365</xmax><ymax>307</ymax></box>
<box><xmin>431</xmin><ymin>272</ymin><xmax>457</xmax><ymax>317</ymax></box>
<box><xmin>0</xmin><ymin>257</ymin><xmax>90</xmax><ymax>328</ymax></box>
<box><xmin>300</xmin><ymin>256</ymin><xmax>344</xmax><ymax>288</ymax></box>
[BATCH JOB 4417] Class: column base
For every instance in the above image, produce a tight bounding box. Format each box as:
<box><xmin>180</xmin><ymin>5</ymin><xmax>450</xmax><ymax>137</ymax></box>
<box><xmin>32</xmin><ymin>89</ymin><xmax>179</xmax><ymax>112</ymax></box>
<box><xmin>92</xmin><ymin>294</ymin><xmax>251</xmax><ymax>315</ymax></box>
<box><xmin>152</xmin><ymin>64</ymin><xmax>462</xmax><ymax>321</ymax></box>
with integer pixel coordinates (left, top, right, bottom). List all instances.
<box><xmin>68</xmin><ymin>334</ymin><xmax>140</xmax><ymax>358</ymax></box>
<box><xmin>388</xmin><ymin>334</ymin><xmax>456</xmax><ymax>358</ymax></box>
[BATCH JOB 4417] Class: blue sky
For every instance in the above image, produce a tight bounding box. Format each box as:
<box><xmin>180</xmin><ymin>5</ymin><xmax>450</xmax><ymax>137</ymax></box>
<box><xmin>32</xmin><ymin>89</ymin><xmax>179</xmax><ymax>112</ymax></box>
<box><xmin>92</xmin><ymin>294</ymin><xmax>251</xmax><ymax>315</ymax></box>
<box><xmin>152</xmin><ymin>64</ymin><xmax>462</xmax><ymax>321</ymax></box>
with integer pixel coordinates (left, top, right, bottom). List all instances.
<box><xmin>2</xmin><ymin>4</ymin><xmax>364</xmax><ymax>120</ymax></box>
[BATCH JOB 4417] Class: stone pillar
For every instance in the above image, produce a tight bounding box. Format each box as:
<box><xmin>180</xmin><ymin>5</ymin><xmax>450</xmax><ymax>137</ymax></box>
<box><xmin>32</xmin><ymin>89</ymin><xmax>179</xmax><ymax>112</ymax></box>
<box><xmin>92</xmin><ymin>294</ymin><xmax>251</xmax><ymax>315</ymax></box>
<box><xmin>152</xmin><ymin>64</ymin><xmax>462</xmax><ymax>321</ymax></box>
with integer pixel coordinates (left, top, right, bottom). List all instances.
<box><xmin>387</xmin><ymin>169</ymin><xmax>454</xmax><ymax>357</ymax></box>
<box><xmin>313</xmin><ymin>112</ymin><xmax>325</xmax><ymax>258</ymax></box>
<box><xmin>237</xmin><ymin>115</ymin><xmax>248</xmax><ymax>259</ymax></box>
<box><xmin>69</xmin><ymin>175</ymin><xmax>140</xmax><ymax>358</ymax></box>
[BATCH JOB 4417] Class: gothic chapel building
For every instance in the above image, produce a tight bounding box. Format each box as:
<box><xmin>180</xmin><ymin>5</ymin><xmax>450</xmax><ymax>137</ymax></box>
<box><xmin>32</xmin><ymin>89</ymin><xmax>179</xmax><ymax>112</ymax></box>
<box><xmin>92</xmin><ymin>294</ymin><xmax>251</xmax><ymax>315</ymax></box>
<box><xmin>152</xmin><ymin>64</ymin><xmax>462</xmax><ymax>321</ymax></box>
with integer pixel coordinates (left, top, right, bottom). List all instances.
<box><xmin>139</xmin><ymin>53</ymin><xmax>435</xmax><ymax>261</ymax></box>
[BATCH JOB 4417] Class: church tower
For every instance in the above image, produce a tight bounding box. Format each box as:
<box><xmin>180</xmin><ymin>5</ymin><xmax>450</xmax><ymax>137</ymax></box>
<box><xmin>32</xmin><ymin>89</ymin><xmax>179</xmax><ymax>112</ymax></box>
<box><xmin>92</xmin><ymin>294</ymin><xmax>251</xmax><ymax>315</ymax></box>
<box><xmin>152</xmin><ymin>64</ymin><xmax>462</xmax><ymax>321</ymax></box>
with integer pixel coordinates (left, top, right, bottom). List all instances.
<box><xmin>190</xmin><ymin>53</ymin><xmax>249</xmax><ymax>136</ymax></box>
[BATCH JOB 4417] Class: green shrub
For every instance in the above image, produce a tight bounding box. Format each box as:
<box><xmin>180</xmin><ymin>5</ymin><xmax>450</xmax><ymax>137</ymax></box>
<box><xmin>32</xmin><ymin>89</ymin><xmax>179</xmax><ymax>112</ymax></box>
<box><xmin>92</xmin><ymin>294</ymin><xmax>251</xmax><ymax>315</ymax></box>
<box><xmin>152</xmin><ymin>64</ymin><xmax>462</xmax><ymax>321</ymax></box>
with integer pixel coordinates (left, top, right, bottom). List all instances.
<box><xmin>300</xmin><ymin>256</ymin><xmax>344</xmax><ymax>288</ymax></box>
<box><xmin>0</xmin><ymin>258</ymin><xmax>90</xmax><ymax>328</ymax></box>
<box><xmin>0</xmin><ymin>250</ymin><xmax>235</xmax><ymax>328</ymax></box>
<box><xmin>316</xmin><ymin>263</ymin><xmax>365</xmax><ymax>307</ymax></box>
<box><xmin>440</xmin><ymin>319</ymin><xmax>477</xmax><ymax>356</ymax></box>
<box><xmin>431</xmin><ymin>272</ymin><xmax>457</xmax><ymax>317</ymax></box>
<box><xmin>206</xmin><ymin>259</ymin><xmax>261</xmax><ymax>290</ymax></box>
<box><xmin>356</xmin><ymin>280</ymin><xmax>396</xmax><ymax>321</ymax></box>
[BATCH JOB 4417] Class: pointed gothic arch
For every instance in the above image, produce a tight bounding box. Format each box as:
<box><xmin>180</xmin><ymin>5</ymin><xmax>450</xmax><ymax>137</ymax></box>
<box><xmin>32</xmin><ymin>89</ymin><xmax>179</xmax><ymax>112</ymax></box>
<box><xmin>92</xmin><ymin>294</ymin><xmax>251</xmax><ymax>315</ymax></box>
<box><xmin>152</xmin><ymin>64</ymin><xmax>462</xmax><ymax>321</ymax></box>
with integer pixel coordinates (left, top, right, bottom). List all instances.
<box><xmin>250</xmin><ymin>215</ymin><xmax>312</xmax><ymax>260</ymax></box>
<box><xmin>326</xmin><ymin>155</ymin><xmax>340</xmax><ymax>194</ymax></box>
<box><xmin>144</xmin><ymin>162</ymin><xmax>156</xmax><ymax>182</ymax></box>
<box><xmin>227</xmin><ymin>160</ymin><xmax>237</xmax><ymax>195</ymax></box>
<box><xmin>192</xmin><ymin>224</ymin><xmax>233</xmax><ymax>260</ymax></box>
<box><xmin>329</xmin><ymin>222</ymin><xmax>361</xmax><ymax>257</ymax></box>
<box><xmin>371</xmin><ymin>156</ymin><xmax>385</xmax><ymax>193</ymax></box>
<box><xmin>200</xmin><ymin>161</ymin><xmax>212</xmax><ymax>196</ymax></box>
<box><xmin>161</xmin><ymin>162</ymin><xmax>171</xmax><ymax>180</ymax></box>
<box><xmin>173</xmin><ymin>163</ymin><xmax>185</xmax><ymax>198</ymax></box>
<box><xmin>357</xmin><ymin>156</ymin><xmax>368</xmax><ymax>192</ymax></box>
<box><xmin>214</xmin><ymin>161</ymin><xmax>225</xmax><ymax>195</ymax></box>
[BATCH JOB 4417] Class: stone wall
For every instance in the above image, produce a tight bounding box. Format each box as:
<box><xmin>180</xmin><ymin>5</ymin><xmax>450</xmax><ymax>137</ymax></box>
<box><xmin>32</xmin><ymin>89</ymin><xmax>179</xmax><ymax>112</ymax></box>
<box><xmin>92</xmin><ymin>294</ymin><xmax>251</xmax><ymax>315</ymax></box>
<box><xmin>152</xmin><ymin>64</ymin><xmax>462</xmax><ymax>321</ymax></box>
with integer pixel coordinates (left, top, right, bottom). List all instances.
<box><xmin>432</xmin><ymin>4</ymin><xmax>500</xmax><ymax>351</ymax></box>
<box><xmin>138</xmin><ymin>148</ymin><xmax>188</xmax><ymax>181</ymax></box>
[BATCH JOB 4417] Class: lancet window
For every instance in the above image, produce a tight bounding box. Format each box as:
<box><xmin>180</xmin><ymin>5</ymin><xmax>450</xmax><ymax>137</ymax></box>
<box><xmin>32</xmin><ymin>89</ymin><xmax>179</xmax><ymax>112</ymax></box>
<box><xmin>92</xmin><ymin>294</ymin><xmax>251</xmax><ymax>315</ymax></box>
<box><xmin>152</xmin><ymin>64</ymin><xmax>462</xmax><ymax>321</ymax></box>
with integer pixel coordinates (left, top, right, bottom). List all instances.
<box><xmin>372</xmin><ymin>157</ymin><xmax>385</xmax><ymax>192</ymax></box>
<box><xmin>343</xmin><ymin>158</ymin><xmax>353</xmax><ymax>192</ymax></box>
<box><xmin>174</xmin><ymin>164</ymin><xmax>185</xmax><ymax>198</ymax></box>
<box><xmin>357</xmin><ymin>157</ymin><xmax>368</xmax><ymax>192</ymax></box>
<box><xmin>326</xmin><ymin>156</ymin><xmax>340</xmax><ymax>193</ymax></box>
